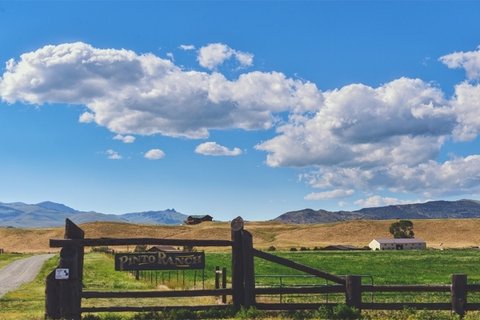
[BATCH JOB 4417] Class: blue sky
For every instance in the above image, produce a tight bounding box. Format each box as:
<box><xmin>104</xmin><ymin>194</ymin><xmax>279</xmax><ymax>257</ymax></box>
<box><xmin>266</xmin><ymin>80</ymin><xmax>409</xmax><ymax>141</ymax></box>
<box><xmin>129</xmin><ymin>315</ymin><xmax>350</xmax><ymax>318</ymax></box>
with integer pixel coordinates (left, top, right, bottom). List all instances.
<box><xmin>1</xmin><ymin>1</ymin><xmax>480</xmax><ymax>221</ymax></box>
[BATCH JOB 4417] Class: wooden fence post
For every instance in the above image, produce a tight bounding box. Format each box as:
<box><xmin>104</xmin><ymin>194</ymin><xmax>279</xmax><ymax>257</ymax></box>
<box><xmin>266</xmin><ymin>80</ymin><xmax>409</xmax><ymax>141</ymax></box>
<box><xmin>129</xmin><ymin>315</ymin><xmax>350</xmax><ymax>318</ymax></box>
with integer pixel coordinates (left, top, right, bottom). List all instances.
<box><xmin>452</xmin><ymin>274</ymin><xmax>467</xmax><ymax>316</ymax></box>
<box><xmin>222</xmin><ymin>267</ymin><xmax>227</xmax><ymax>304</ymax></box>
<box><xmin>65</xmin><ymin>219</ymin><xmax>85</xmax><ymax>282</ymax></box>
<box><xmin>345</xmin><ymin>275</ymin><xmax>362</xmax><ymax>311</ymax></box>
<box><xmin>45</xmin><ymin>219</ymin><xmax>84</xmax><ymax>320</ymax></box>
<box><xmin>215</xmin><ymin>266</ymin><xmax>220</xmax><ymax>290</ymax></box>
<box><xmin>242</xmin><ymin>230</ymin><xmax>256</xmax><ymax>308</ymax></box>
<box><xmin>231</xmin><ymin>216</ymin><xmax>245</xmax><ymax>311</ymax></box>
<box><xmin>45</xmin><ymin>271</ymin><xmax>61</xmax><ymax>319</ymax></box>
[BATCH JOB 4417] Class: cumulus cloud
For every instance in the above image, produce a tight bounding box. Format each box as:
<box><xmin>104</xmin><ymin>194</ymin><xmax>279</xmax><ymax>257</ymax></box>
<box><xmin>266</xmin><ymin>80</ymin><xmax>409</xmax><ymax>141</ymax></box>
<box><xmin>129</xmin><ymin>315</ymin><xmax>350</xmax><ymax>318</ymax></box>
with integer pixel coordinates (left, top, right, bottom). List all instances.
<box><xmin>0</xmin><ymin>42</ymin><xmax>320</xmax><ymax>139</ymax></box>
<box><xmin>197</xmin><ymin>43</ymin><xmax>253</xmax><ymax>70</ymax></box>
<box><xmin>304</xmin><ymin>189</ymin><xmax>354</xmax><ymax>201</ymax></box>
<box><xmin>440</xmin><ymin>46</ymin><xmax>480</xmax><ymax>81</ymax></box>
<box><xmin>354</xmin><ymin>195</ymin><xmax>409</xmax><ymax>208</ymax></box>
<box><xmin>302</xmin><ymin>155</ymin><xmax>480</xmax><ymax>199</ymax></box>
<box><xmin>79</xmin><ymin>111</ymin><xmax>95</xmax><ymax>123</ymax></box>
<box><xmin>106</xmin><ymin>149</ymin><xmax>122</xmax><ymax>160</ymax></box>
<box><xmin>254</xmin><ymin>68</ymin><xmax>480</xmax><ymax>202</ymax></box>
<box><xmin>179</xmin><ymin>44</ymin><xmax>195</xmax><ymax>51</ymax></box>
<box><xmin>195</xmin><ymin>142</ymin><xmax>242</xmax><ymax>156</ymax></box>
<box><xmin>144</xmin><ymin>148</ymin><xmax>165</xmax><ymax>160</ymax></box>
<box><xmin>257</xmin><ymin>78</ymin><xmax>453</xmax><ymax>168</ymax></box>
<box><xmin>113</xmin><ymin>134</ymin><xmax>135</xmax><ymax>143</ymax></box>
<box><xmin>3</xmin><ymin>42</ymin><xmax>480</xmax><ymax>204</ymax></box>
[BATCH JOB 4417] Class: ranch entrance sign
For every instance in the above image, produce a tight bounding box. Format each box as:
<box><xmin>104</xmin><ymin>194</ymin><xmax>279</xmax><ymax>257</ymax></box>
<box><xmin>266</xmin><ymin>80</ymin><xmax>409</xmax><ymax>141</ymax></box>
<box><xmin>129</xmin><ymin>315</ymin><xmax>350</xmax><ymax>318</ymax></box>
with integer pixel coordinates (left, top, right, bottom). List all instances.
<box><xmin>115</xmin><ymin>251</ymin><xmax>205</xmax><ymax>271</ymax></box>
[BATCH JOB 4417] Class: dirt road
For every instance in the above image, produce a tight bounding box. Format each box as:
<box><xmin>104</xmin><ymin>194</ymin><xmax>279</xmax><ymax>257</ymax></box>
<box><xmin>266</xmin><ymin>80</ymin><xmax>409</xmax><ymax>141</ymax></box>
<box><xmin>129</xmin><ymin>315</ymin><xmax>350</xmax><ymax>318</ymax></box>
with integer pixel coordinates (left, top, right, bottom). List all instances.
<box><xmin>0</xmin><ymin>254</ymin><xmax>54</xmax><ymax>298</ymax></box>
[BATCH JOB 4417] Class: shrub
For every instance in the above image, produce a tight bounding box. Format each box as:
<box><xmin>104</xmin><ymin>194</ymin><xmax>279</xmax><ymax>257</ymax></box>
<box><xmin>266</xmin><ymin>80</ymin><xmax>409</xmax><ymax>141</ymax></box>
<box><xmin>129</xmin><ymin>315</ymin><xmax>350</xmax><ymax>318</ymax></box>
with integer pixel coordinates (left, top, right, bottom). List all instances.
<box><xmin>317</xmin><ymin>304</ymin><xmax>361</xmax><ymax>320</ymax></box>
<box><xmin>267</xmin><ymin>246</ymin><xmax>276</xmax><ymax>251</ymax></box>
<box><xmin>91</xmin><ymin>246</ymin><xmax>113</xmax><ymax>253</ymax></box>
<box><xmin>235</xmin><ymin>307</ymin><xmax>264</xmax><ymax>319</ymax></box>
<box><xmin>300</xmin><ymin>246</ymin><xmax>310</xmax><ymax>251</ymax></box>
<box><xmin>290</xmin><ymin>247</ymin><xmax>298</xmax><ymax>251</ymax></box>
<box><xmin>134</xmin><ymin>245</ymin><xmax>147</xmax><ymax>252</ymax></box>
<box><xmin>198</xmin><ymin>306</ymin><xmax>236</xmax><ymax>319</ymax></box>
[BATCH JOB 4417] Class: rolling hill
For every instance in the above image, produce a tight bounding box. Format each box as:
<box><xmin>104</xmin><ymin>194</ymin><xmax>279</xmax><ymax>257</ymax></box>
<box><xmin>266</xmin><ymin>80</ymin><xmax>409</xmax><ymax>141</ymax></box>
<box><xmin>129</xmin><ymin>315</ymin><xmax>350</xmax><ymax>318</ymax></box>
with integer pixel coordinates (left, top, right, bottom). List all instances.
<box><xmin>274</xmin><ymin>199</ymin><xmax>480</xmax><ymax>223</ymax></box>
<box><xmin>2</xmin><ymin>219</ymin><xmax>480</xmax><ymax>253</ymax></box>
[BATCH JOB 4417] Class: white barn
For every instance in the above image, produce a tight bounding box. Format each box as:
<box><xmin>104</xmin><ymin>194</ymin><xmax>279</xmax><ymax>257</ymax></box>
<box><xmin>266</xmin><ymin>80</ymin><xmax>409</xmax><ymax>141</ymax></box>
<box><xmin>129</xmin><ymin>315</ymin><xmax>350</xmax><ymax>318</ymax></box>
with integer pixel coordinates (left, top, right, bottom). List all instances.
<box><xmin>369</xmin><ymin>238</ymin><xmax>426</xmax><ymax>251</ymax></box>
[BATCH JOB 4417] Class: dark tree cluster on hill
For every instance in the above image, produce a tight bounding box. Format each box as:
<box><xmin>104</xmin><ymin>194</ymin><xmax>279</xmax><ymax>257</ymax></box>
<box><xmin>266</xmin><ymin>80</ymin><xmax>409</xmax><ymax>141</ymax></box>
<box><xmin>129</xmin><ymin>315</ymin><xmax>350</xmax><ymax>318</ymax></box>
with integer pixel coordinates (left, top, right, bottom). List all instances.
<box><xmin>389</xmin><ymin>220</ymin><xmax>415</xmax><ymax>238</ymax></box>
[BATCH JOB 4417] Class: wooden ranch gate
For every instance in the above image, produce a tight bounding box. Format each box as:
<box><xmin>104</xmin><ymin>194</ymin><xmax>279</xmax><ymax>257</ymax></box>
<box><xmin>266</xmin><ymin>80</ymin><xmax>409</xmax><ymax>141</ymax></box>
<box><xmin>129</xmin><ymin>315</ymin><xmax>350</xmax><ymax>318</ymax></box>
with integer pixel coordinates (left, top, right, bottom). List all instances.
<box><xmin>46</xmin><ymin>217</ymin><xmax>480</xmax><ymax>319</ymax></box>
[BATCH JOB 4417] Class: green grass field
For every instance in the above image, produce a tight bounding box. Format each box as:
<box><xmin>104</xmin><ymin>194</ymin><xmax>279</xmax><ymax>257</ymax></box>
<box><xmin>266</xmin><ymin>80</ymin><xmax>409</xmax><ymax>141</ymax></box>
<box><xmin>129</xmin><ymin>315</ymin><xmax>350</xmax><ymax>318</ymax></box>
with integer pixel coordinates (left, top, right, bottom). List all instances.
<box><xmin>3</xmin><ymin>250</ymin><xmax>480</xmax><ymax>319</ymax></box>
<box><xmin>144</xmin><ymin>249</ymin><xmax>480</xmax><ymax>287</ymax></box>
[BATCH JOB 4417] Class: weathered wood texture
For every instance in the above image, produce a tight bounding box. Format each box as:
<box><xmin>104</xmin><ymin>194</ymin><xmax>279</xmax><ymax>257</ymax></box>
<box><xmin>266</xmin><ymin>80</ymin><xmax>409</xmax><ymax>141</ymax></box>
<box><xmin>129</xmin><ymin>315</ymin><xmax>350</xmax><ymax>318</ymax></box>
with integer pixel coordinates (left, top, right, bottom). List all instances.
<box><xmin>256</xmin><ymin>302</ymin><xmax>339</xmax><ymax>310</ymax></box>
<box><xmin>231</xmin><ymin>216</ymin><xmax>245</xmax><ymax>311</ymax></box>
<box><xmin>255</xmin><ymin>285</ymin><xmax>344</xmax><ymax>295</ymax></box>
<box><xmin>452</xmin><ymin>274</ymin><xmax>467</xmax><ymax>316</ymax></box>
<box><xmin>83</xmin><ymin>288</ymin><xmax>232</xmax><ymax>299</ymax></box>
<box><xmin>242</xmin><ymin>230</ymin><xmax>255</xmax><ymax>308</ymax></box>
<box><xmin>345</xmin><ymin>275</ymin><xmax>362</xmax><ymax>310</ymax></box>
<box><xmin>222</xmin><ymin>266</ymin><xmax>228</xmax><ymax>304</ymax></box>
<box><xmin>362</xmin><ymin>284</ymin><xmax>451</xmax><ymax>292</ymax></box>
<box><xmin>45</xmin><ymin>218</ymin><xmax>84</xmax><ymax>320</ymax></box>
<box><xmin>50</xmin><ymin>238</ymin><xmax>232</xmax><ymax>247</ymax></box>
<box><xmin>81</xmin><ymin>305</ymin><xmax>232</xmax><ymax>313</ymax></box>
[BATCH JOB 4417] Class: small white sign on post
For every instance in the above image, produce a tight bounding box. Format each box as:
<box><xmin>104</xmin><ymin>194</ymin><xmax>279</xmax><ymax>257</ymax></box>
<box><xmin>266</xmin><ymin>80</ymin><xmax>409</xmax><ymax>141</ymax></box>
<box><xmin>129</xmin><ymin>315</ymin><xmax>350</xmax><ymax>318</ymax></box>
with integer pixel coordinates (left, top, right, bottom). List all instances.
<box><xmin>55</xmin><ymin>268</ymin><xmax>70</xmax><ymax>280</ymax></box>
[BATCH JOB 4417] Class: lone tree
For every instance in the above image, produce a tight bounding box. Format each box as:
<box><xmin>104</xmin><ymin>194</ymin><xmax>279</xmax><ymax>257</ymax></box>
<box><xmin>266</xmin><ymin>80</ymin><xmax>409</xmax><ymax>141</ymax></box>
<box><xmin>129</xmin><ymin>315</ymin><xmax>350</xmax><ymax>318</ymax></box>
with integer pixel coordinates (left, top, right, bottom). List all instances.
<box><xmin>389</xmin><ymin>220</ymin><xmax>414</xmax><ymax>238</ymax></box>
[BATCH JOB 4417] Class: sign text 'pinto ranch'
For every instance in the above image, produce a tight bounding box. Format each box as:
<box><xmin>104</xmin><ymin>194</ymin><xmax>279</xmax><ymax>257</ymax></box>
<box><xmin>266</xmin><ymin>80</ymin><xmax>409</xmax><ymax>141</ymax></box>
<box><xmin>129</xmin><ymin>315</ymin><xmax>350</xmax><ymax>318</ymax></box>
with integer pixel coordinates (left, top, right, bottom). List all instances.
<box><xmin>114</xmin><ymin>251</ymin><xmax>205</xmax><ymax>271</ymax></box>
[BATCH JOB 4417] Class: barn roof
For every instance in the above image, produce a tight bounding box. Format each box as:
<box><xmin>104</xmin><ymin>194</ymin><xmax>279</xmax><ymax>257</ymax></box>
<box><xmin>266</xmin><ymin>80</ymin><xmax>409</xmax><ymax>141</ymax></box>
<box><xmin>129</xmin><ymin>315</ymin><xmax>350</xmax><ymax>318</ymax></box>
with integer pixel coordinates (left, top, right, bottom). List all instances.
<box><xmin>372</xmin><ymin>238</ymin><xmax>425</xmax><ymax>244</ymax></box>
<box><xmin>188</xmin><ymin>215</ymin><xmax>213</xmax><ymax>219</ymax></box>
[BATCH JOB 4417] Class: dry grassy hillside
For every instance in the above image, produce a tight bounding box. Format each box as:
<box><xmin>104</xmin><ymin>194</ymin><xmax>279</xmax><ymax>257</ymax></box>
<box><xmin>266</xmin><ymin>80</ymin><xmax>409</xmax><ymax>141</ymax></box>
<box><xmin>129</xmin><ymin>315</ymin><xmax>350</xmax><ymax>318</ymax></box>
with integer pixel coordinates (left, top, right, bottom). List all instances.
<box><xmin>1</xmin><ymin>219</ymin><xmax>480</xmax><ymax>253</ymax></box>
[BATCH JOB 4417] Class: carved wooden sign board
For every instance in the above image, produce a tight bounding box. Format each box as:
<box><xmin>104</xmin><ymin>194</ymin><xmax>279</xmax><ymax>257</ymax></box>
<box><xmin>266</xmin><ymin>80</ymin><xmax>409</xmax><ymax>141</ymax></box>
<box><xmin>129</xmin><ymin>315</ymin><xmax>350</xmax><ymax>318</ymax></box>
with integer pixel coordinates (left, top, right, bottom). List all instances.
<box><xmin>115</xmin><ymin>251</ymin><xmax>205</xmax><ymax>271</ymax></box>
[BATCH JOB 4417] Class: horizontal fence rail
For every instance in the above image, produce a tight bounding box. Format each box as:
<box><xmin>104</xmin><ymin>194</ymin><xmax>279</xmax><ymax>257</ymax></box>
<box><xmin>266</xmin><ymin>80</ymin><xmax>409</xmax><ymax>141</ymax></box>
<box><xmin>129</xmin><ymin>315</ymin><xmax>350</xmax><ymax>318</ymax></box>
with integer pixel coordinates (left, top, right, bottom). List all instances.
<box><xmin>255</xmin><ymin>285</ymin><xmax>344</xmax><ymax>295</ymax></box>
<box><xmin>256</xmin><ymin>302</ymin><xmax>339</xmax><ymax>311</ymax></box>
<box><xmin>50</xmin><ymin>238</ymin><xmax>232</xmax><ymax>247</ymax></box>
<box><xmin>82</xmin><ymin>288</ymin><xmax>232</xmax><ymax>299</ymax></box>
<box><xmin>362</xmin><ymin>284</ymin><xmax>451</xmax><ymax>292</ymax></box>
<box><xmin>81</xmin><ymin>305</ymin><xmax>232</xmax><ymax>313</ymax></box>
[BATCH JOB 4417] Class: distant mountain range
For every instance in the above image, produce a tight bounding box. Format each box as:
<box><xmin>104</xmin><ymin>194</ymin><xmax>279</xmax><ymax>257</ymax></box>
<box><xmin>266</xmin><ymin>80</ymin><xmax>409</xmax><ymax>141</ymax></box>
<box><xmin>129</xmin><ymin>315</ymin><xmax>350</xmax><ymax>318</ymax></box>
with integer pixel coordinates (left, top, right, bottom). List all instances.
<box><xmin>0</xmin><ymin>201</ymin><xmax>188</xmax><ymax>228</ymax></box>
<box><xmin>2</xmin><ymin>199</ymin><xmax>480</xmax><ymax>228</ymax></box>
<box><xmin>273</xmin><ymin>199</ymin><xmax>480</xmax><ymax>224</ymax></box>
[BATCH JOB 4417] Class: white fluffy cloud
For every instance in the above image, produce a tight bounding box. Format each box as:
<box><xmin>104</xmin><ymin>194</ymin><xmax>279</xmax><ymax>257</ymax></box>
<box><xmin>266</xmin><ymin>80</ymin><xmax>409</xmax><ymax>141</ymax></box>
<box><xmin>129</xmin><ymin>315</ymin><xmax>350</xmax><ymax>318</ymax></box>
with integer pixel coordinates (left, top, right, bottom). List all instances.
<box><xmin>257</xmin><ymin>78</ymin><xmax>453</xmax><ymax>168</ymax></box>
<box><xmin>144</xmin><ymin>148</ymin><xmax>165</xmax><ymax>160</ymax></box>
<box><xmin>113</xmin><ymin>134</ymin><xmax>135</xmax><ymax>143</ymax></box>
<box><xmin>179</xmin><ymin>44</ymin><xmax>195</xmax><ymax>51</ymax></box>
<box><xmin>197</xmin><ymin>43</ymin><xmax>253</xmax><ymax>70</ymax></box>
<box><xmin>450</xmin><ymin>82</ymin><xmax>480</xmax><ymax>141</ymax></box>
<box><xmin>3</xmin><ymin>42</ymin><xmax>480</xmax><ymax>204</ymax></box>
<box><xmin>195</xmin><ymin>142</ymin><xmax>242</xmax><ymax>156</ymax></box>
<box><xmin>106</xmin><ymin>149</ymin><xmax>122</xmax><ymax>160</ymax></box>
<box><xmin>256</xmin><ymin>69</ymin><xmax>480</xmax><ymax>201</ymax></box>
<box><xmin>354</xmin><ymin>195</ymin><xmax>409</xmax><ymax>208</ymax></box>
<box><xmin>440</xmin><ymin>46</ymin><xmax>480</xmax><ymax>81</ymax></box>
<box><xmin>0</xmin><ymin>42</ymin><xmax>320</xmax><ymax>139</ymax></box>
<box><xmin>302</xmin><ymin>155</ymin><xmax>480</xmax><ymax>199</ymax></box>
<box><xmin>439</xmin><ymin>47</ymin><xmax>480</xmax><ymax>141</ymax></box>
<box><xmin>79</xmin><ymin>112</ymin><xmax>95</xmax><ymax>123</ymax></box>
<box><xmin>304</xmin><ymin>189</ymin><xmax>354</xmax><ymax>201</ymax></box>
